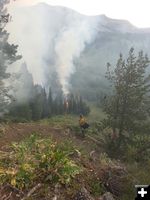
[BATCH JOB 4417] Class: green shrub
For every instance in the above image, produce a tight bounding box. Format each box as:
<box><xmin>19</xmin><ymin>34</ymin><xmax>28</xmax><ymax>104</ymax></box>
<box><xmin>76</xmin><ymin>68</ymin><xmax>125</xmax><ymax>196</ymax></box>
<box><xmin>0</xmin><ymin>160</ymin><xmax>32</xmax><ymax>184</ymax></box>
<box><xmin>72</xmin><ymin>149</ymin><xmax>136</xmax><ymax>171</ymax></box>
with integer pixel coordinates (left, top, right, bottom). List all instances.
<box><xmin>100</xmin><ymin>128</ymin><xmax>121</xmax><ymax>157</ymax></box>
<box><xmin>125</xmin><ymin>134</ymin><xmax>150</xmax><ymax>162</ymax></box>
<box><xmin>90</xmin><ymin>179</ymin><xmax>105</xmax><ymax>196</ymax></box>
<box><xmin>99</xmin><ymin>152</ymin><xmax>115</xmax><ymax>167</ymax></box>
<box><xmin>0</xmin><ymin>134</ymin><xmax>81</xmax><ymax>189</ymax></box>
<box><xmin>100</xmin><ymin>128</ymin><xmax>150</xmax><ymax>161</ymax></box>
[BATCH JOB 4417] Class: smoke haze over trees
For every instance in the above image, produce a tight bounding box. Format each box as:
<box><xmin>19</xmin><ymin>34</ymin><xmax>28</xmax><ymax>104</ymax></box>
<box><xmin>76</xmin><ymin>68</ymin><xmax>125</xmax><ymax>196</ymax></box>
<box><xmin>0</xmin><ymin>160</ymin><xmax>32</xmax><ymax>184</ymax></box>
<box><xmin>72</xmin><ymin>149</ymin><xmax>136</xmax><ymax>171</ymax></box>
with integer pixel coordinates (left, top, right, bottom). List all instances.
<box><xmin>1</xmin><ymin>1</ymin><xmax>150</xmax><ymax>120</ymax></box>
<box><xmin>6</xmin><ymin>3</ymin><xmax>150</xmax><ymax>103</ymax></box>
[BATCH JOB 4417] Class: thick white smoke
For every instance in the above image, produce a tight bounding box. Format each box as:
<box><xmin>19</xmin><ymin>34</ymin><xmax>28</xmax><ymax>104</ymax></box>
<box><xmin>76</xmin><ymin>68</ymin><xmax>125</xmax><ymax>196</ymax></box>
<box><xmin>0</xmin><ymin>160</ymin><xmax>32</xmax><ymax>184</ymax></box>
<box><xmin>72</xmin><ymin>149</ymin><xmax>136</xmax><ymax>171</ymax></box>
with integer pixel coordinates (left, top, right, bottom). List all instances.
<box><xmin>7</xmin><ymin>3</ymin><xmax>56</xmax><ymax>86</ymax></box>
<box><xmin>55</xmin><ymin>15</ymin><xmax>99</xmax><ymax>94</ymax></box>
<box><xmin>6</xmin><ymin>3</ymin><xmax>100</xmax><ymax>94</ymax></box>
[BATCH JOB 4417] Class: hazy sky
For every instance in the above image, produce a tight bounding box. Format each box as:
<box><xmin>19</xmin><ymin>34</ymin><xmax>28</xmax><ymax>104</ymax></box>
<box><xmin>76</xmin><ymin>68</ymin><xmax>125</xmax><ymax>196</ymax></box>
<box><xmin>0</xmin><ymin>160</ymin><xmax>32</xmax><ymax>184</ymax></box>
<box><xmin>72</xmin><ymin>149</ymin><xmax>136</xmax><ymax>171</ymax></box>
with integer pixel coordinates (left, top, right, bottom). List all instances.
<box><xmin>9</xmin><ymin>0</ymin><xmax>150</xmax><ymax>28</ymax></box>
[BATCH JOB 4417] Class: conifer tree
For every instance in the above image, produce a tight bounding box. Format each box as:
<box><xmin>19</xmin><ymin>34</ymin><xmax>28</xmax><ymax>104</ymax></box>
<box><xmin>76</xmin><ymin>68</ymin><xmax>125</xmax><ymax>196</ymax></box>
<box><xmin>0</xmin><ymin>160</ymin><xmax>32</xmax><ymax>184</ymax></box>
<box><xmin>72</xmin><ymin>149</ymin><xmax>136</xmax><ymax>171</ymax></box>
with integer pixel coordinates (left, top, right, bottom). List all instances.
<box><xmin>105</xmin><ymin>48</ymin><xmax>150</xmax><ymax>139</ymax></box>
<box><xmin>30</xmin><ymin>85</ymin><xmax>43</xmax><ymax>120</ymax></box>
<box><xmin>9</xmin><ymin>102</ymin><xmax>32</xmax><ymax>121</ymax></box>
<box><xmin>41</xmin><ymin>88</ymin><xmax>48</xmax><ymax>118</ymax></box>
<box><xmin>47</xmin><ymin>87</ymin><xmax>53</xmax><ymax>116</ymax></box>
<box><xmin>0</xmin><ymin>0</ymin><xmax>21</xmax><ymax>115</ymax></box>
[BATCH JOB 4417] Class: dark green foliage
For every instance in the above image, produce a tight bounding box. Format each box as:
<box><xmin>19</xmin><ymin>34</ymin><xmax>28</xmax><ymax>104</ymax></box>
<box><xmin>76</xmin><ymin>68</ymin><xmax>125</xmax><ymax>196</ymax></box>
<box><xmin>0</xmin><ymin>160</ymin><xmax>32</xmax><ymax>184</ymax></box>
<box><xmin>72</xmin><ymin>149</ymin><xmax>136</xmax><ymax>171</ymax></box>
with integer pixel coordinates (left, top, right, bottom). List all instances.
<box><xmin>89</xmin><ymin>179</ymin><xmax>105</xmax><ymax>196</ymax></box>
<box><xmin>52</xmin><ymin>92</ymin><xmax>64</xmax><ymax>115</ymax></box>
<box><xmin>8</xmin><ymin>84</ymin><xmax>90</xmax><ymax>121</ymax></box>
<box><xmin>41</xmin><ymin>88</ymin><xmax>49</xmax><ymax>118</ymax></box>
<box><xmin>30</xmin><ymin>85</ymin><xmax>44</xmax><ymax>120</ymax></box>
<box><xmin>67</xmin><ymin>94</ymin><xmax>90</xmax><ymax>115</ymax></box>
<box><xmin>9</xmin><ymin>103</ymin><xmax>32</xmax><ymax>121</ymax></box>
<box><xmin>47</xmin><ymin>87</ymin><xmax>53</xmax><ymax>116</ymax></box>
<box><xmin>0</xmin><ymin>0</ymin><xmax>21</xmax><ymax>115</ymax></box>
<box><xmin>125</xmin><ymin>133</ymin><xmax>150</xmax><ymax>162</ymax></box>
<box><xmin>104</xmin><ymin>48</ymin><xmax>150</xmax><ymax>139</ymax></box>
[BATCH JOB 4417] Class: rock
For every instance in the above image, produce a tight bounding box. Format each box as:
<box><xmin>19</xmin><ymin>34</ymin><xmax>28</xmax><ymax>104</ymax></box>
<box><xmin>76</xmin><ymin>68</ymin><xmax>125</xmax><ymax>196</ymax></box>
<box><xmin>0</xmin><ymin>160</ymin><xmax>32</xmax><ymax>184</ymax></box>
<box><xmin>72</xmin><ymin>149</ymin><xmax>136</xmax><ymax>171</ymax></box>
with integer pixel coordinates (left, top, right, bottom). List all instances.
<box><xmin>73</xmin><ymin>187</ymin><xmax>95</xmax><ymax>200</ymax></box>
<box><xmin>52</xmin><ymin>196</ymin><xmax>57</xmax><ymax>200</ymax></box>
<box><xmin>70</xmin><ymin>149</ymin><xmax>81</xmax><ymax>159</ymax></box>
<box><xmin>52</xmin><ymin>184</ymin><xmax>61</xmax><ymax>200</ymax></box>
<box><xmin>101</xmin><ymin>192</ymin><xmax>115</xmax><ymax>200</ymax></box>
<box><xmin>74</xmin><ymin>149</ymin><xmax>81</xmax><ymax>158</ymax></box>
<box><xmin>89</xmin><ymin>150</ymin><xmax>97</xmax><ymax>161</ymax></box>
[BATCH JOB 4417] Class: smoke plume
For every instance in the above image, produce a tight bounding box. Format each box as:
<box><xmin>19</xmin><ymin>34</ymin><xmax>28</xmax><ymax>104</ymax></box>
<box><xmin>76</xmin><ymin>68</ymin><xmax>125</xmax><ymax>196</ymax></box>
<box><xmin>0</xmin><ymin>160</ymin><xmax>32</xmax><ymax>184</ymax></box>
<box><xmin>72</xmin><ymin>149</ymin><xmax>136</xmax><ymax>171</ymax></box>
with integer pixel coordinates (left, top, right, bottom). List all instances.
<box><xmin>55</xmin><ymin>14</ymin><xmax>99</xmax><ymax>94</ymax></box>
<box><xmin>6</xmin><ymin>3</ymin><xmax>100</xmax><ymax>95</ymax></box>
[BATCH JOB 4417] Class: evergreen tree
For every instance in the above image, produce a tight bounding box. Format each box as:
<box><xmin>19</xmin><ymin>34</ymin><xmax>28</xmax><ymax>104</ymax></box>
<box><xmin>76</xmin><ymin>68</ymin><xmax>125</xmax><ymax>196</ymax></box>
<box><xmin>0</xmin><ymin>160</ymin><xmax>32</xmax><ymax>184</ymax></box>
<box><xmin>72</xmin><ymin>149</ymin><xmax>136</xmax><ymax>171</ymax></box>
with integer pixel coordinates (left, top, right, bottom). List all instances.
<box><xmin>53</xmin><ymin>96</ymin><xmax>59</xmax><ymax>115</ymax></box>
<box><xmin>72</xmin><ymin>95</ymin><xmax>77</xmax><ymax>113</ymax></box>
<box><xmin>30</xmin><ymin>85</ymin><xmax>43</xmax><ymax>120</ymax></box>
<box><xmin>9</xmin><ymin>102</ymin><xmax>32</xmax><ymax>121</ymax></box>
<box><xmin>68</xmin><ymin>94</ymin><xmax>74</xmax><ymax>114</ymax></box>
<box><xmin>67</xmin><ymin>94</ymin><xmax>90</xmax><ymax>115</ymax></box>
<box><xmin>52</xmin><ymin>90</ymin><xmax>64</xmax><ymax>115</ymax></box>
<box><xmin>0</xmin><ymin>0</ymin><xmax>21</xmax><ymax>116</ymax></box>
<box><xmin>47</xmin><ymin>87</ymin><xmax>53</xmax><ymax>116</ymax></box>
<box><xmin>57</xmin><ymin>93</ymin><xmax>64</xmax><ymax>114</ymax></box>
<box><xmin>41</xmin><ymin>88</ymin><xmax>48</xmax><ymax>118</ymax></box>
<box><xmin>104</xmin><ymin>48</ymin><xmax>150</xmax><ymax>138</ymax></box>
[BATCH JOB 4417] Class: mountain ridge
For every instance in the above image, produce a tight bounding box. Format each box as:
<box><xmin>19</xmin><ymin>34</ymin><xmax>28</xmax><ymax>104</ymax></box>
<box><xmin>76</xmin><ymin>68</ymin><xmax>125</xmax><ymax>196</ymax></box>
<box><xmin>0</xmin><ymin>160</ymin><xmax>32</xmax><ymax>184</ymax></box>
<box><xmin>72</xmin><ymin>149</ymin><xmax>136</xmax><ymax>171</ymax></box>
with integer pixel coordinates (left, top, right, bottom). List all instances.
<box><xmin>32</xmin><ymin>3</ymin><xmax>150</xmax><ymax>33</ymax></box>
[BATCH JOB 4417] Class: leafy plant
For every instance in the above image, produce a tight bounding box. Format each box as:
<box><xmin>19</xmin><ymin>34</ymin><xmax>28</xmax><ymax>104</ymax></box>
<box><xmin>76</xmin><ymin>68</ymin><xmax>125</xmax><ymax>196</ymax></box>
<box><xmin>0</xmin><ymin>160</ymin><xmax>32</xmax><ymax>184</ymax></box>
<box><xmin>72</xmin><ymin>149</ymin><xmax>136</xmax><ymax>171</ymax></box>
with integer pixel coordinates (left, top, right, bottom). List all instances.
<box><xmin>125</xmin><ymin>133</ymin><xmax>150</xmax><ymax>162</ymax></box>
<box><xmin>99</xmin><ymin>153</ymin><xmax>115</xmax><ymax>167</ymax></box>
<box><xmin>0</xmin><ymin>134</ymin><xmax>82</xmax><ymax>189</ymax></box>
<box><xmin>90</xmin><ymin>179</ymin><xmax>105</xmax><ymax>196</ymax></box>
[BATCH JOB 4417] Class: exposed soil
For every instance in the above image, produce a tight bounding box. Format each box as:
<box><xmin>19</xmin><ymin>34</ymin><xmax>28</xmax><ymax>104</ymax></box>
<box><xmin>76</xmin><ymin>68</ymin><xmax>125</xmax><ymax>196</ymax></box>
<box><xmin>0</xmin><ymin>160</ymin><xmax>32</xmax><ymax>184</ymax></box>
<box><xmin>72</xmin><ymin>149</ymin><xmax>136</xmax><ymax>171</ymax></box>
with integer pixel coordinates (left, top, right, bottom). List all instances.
<box><xmin>0</xmin><ymin>123</ymin><xmax>98</xmax><ymax>154</ymax></box>
<box><xmin>0</xmin><ymin>122</ymin><xmax>105</xmax><ymax>200</ymax></box>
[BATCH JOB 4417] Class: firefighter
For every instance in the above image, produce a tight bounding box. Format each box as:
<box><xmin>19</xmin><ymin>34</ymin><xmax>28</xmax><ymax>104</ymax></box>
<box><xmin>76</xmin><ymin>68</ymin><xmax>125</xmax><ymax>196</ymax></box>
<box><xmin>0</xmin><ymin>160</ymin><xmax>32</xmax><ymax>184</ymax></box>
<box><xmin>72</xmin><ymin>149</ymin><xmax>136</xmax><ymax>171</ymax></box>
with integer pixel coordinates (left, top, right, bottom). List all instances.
<box><xmin>79</xmin><ymin>114</ymin><xmax>89</xmax><ymax>138</ymax></box>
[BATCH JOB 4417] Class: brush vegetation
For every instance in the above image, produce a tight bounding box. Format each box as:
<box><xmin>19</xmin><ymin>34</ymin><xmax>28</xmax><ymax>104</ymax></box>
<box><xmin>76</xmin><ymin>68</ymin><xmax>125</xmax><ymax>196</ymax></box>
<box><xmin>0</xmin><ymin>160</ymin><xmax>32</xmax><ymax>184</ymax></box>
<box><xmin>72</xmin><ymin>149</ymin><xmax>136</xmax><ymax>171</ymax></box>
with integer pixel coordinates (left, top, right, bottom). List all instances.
<box><xmin>0</xmin><ymin>134</ymin><xmax>81</xmax><ymax>190</ymax></box>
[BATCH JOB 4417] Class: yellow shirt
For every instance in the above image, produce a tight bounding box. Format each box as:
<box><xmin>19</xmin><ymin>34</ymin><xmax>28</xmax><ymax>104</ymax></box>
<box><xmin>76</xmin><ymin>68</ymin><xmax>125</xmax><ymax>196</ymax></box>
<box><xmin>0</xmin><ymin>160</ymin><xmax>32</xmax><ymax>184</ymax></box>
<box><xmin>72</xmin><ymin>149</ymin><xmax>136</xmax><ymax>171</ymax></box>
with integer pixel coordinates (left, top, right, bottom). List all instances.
<box><xmin>79</xmin><ymin>117</ymin><xmax>86</xmax><ymax>126</ymax></box>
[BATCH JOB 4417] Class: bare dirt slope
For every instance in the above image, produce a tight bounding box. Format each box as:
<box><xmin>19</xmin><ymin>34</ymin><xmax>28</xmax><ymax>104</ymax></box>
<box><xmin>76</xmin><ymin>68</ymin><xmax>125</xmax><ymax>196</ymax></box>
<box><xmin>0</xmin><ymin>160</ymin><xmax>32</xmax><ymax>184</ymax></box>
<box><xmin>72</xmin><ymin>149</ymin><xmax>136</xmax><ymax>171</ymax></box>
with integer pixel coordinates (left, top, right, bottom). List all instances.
<box><xmin>0</xmin><ymin>122</ymin><xmax>98</xmax><ymax>155</ymax></box>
